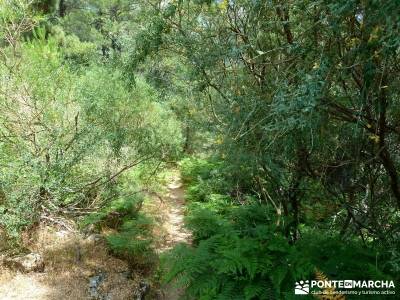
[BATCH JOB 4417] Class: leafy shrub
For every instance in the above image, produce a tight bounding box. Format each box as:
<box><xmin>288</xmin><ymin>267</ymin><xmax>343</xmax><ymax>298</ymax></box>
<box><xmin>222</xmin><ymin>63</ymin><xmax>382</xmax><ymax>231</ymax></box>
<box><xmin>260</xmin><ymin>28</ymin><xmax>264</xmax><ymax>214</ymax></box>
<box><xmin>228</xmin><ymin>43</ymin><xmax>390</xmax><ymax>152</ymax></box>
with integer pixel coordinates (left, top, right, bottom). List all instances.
<box><xmin>184</xmin><ymin>205</ymin><xmax>231</xmax><ymax>242</ymax></box>
<box><xmin>296</xmin><ymin>232</ymin><xmax>391</xmax><ymax>283</ymax></box>
<box><xmin>107</xmin><ymin>214</ymin><xmax>157</xmax><ymax>273</ymax></box>
<box><xmin>180</xmin><ymin>157</ymin><xmax>218</xmax><ymax>184</ymax></box>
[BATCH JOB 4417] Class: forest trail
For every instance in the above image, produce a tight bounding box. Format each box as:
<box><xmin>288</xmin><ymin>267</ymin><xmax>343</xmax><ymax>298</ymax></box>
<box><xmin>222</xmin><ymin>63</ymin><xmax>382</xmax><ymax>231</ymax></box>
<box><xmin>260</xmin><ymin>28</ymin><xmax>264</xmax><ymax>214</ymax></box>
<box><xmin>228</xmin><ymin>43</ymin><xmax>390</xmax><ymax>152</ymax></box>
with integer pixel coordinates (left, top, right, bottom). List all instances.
<box><xmin>143</xmin><ymin>171</ymin><xmax>191</xmax><ymax>300</ymax></box>
<box><xmin>0</xmin><ymin>171</ymin><xmax>190</xmax><ymax>300</ymax></box>
<box><xmin>158</xmin><ymin>174</ymin><xmax>191</xmax><ymax>253</ymax></box>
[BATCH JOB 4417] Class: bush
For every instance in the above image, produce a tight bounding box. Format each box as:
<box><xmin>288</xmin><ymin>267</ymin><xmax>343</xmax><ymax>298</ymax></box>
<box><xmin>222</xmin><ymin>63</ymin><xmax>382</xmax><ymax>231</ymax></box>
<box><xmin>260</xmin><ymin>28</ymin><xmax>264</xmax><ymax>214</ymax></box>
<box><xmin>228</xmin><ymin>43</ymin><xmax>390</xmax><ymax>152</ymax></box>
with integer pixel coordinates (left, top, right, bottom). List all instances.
<box><xmin>46</xmin><ymin>26</ymin><xmax>97</xmax><ymax>66</ymax></box>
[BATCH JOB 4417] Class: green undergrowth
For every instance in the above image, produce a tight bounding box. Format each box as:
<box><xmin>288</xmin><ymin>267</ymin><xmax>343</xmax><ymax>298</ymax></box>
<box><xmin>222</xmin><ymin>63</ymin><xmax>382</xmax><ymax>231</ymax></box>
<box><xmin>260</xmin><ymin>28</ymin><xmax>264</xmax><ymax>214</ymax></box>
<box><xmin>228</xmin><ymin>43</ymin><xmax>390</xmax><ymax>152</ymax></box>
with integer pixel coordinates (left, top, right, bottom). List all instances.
<box><xmin>161</xmin><ymin>157</ymin><xmax>399</xmax><ymax>300</ymax></box>
<box><xmin>82</xmin><ymin>194</ymin><xmax>157</xmax><ymax>273</ymax></box>
<box><xmin>80</xmin><ymin>168</ymin><xmax>164</xmax><ymax>274</ymax></box>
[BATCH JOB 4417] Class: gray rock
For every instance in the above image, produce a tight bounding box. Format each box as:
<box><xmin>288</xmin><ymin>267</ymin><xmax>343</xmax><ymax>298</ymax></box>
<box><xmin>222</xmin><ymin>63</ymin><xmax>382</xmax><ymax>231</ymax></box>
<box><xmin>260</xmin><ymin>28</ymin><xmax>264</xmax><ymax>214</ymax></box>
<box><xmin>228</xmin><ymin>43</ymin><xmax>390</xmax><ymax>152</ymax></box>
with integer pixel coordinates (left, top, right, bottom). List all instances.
<box><xmin>86</xmin><ymin>234</ymin><xmax>104</xmax><ymax>243</ymax></box>
<box><xmin>88</xmin><ymin>272</ymin><xmax>107</xmax><ymax>299</ymax></box>
<box><xmin>3</xmin><ymin>252</ymin><xmax>44</xmax><ymax>273</ymax></box>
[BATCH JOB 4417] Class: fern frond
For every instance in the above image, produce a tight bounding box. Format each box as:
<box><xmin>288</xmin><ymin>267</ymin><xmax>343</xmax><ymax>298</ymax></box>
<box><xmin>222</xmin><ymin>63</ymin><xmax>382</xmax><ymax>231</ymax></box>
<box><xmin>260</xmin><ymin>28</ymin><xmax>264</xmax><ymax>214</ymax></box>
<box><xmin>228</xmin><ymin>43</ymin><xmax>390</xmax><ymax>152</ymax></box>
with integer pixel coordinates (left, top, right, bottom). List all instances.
<box><xmin>314</xmin><ymin>269</ymin><xmax>345</xmax><ymax>300</ymax></box>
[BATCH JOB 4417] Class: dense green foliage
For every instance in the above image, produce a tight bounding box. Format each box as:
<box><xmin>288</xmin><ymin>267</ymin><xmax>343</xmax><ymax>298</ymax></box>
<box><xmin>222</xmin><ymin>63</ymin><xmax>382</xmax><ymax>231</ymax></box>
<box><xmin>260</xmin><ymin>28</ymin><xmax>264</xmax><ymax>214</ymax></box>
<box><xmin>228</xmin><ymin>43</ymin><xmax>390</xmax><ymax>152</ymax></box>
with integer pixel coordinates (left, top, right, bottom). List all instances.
<box><xmin>1</xmin><ymin>0</ymin><xmax>400</xmax><ymax>299</ymax></box>
<box><xmin>162</xmin><ymin>158</ymin><xmax>398</xmax><ymax>299</ymax></box>
<box><xmin>0</xmin><ymin>1</ymin><xmax>182</xmax><ymax>238</ymax></box>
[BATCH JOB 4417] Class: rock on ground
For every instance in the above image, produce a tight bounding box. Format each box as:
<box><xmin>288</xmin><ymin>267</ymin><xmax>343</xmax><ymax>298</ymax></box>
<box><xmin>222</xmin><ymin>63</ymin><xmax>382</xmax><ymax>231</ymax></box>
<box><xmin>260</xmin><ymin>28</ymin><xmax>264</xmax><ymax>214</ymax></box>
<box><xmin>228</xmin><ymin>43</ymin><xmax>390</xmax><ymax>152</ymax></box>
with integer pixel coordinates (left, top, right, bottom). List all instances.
<box><xmin>3</xmin><ymin>253</ymin><xmax>45</xmax><ymax>273</ymax></box>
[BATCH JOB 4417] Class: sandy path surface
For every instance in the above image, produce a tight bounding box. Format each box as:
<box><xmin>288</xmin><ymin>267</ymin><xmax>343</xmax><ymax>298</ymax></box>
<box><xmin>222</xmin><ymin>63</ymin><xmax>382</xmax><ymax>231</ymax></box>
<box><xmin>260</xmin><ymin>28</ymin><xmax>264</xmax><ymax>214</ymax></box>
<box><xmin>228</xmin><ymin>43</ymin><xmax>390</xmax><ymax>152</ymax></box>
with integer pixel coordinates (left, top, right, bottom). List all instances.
<box><xmin>158</xmin><ymin>175</ymin><xmax>191</xmax><ymax>253</ymax></box>
<box><xmin>143</xmin><ymin>173</ymin><xmax>191</xmax><ymax>300</ymax></box>
<box><xmin>160</xmin><ymin>175</ymin><xmax>191</xmax><ymax>300</ymax></box>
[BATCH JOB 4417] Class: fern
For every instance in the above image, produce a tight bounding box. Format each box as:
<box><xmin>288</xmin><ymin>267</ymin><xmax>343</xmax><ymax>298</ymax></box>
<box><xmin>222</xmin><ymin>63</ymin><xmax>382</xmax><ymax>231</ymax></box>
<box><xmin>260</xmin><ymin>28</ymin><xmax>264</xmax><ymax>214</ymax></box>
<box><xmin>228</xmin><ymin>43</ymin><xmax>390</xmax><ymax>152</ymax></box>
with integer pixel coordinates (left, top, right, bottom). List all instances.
<box><xmin>106</xmin><ymin>213</ymin><xmax>157</xmax><ymax>272</ymax></box>
<box><xmin>163</xmin><ymin>204</ymin><xmax>313</xmax><ymax>299</ymax></box>
<box><xmin>314</xmin><ymin>269</ymin><xmax>345</xmax><ymax>300</ymax></box>
<box><xmin>166</xmin><ymin>158</ymin><xmax>396</xmax><ymax>299</ymax></box>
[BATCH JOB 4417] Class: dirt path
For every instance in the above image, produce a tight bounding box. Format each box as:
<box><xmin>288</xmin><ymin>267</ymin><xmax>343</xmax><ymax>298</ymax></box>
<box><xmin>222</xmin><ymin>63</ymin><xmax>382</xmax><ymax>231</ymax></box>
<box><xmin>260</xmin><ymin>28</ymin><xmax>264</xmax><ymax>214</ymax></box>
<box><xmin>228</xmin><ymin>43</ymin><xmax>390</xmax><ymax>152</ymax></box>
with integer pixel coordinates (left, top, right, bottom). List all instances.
<box><xmin>159</xmin><ymin>174</ymin><xmax>191</xmax><ymax>300</ymax></box>
<box><xmin>158</xmin><ymin>175</ymin><xmax>191</xmax><ymax>253</ymax></box>
<box><xmin>141</xmin><ymin>172</ymin><xmax>191</xmax><ymax>299</ymax></box>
